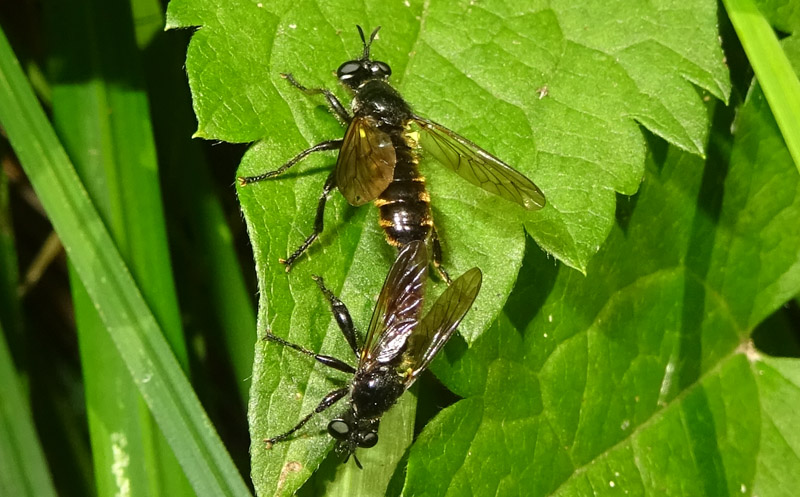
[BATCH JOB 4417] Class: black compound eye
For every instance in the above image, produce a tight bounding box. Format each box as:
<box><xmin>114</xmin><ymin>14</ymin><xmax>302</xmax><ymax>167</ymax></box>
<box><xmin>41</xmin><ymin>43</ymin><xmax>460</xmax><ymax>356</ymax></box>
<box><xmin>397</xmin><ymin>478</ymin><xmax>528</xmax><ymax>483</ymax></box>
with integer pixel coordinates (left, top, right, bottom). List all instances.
<box><xmin>372</xmin><ymin>61</ymin><xmax>391</xmax><ymax>77</ymax></box>
<box><xmin>328</xmin><ymin>419</ymin><xmax>350</xmax><ymax>440</ymax></box>
<box><xmin>337</xmin><ymin>61</ymin><xmax>361</xmax><ymax>79</ymax></box>
<box><xmin>358</xmin><ymin>431</ymin><xmax>378</xmax><ymax>448</ymax></box>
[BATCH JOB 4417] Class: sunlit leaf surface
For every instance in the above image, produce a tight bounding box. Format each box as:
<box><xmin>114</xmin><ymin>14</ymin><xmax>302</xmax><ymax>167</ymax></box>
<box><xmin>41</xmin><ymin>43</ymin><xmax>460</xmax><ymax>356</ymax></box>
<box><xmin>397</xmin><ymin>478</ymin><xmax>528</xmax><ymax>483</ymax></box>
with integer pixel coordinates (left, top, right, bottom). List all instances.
<box><xmin>166</xmin><ymin>1</ymin><xmax>732</xmax><ymax>494</ymax></box>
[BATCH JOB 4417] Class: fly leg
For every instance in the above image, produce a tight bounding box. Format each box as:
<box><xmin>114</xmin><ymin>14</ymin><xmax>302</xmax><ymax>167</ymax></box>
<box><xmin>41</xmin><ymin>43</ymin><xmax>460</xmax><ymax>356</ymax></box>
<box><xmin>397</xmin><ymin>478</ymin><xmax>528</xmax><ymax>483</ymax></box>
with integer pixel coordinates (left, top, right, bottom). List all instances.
<box><xmin>312</xmin><ymin>275</ymin><xmax>360</xmax><ymax>357</ymax></box>
<box><xmin>263</xmin><ymin>333</ymin><xmax>356</xmax><ymax>374</ymax></box>
<box><xmin>282</xmin><ymin>73</ymin><xmax>352</xmax><ymax>124</ymax></box>
<box><xmin>265</xmin><ymin>387</ymin><xmax>349</xmax><ymax>445</ymax></box>
<box><xmin>281</xmin><ymin>172</ymin><xmax>337</xmax><ymax>270</ymax></box>
<box><xmin>238</xmin><ymin>139</ymin><xmax>341</xmax><ymax>185</ymax></box>
<box><xmin>431</xmin><ymin>226</ymin><xmax>452</xmax><ymax>285</ymax></box>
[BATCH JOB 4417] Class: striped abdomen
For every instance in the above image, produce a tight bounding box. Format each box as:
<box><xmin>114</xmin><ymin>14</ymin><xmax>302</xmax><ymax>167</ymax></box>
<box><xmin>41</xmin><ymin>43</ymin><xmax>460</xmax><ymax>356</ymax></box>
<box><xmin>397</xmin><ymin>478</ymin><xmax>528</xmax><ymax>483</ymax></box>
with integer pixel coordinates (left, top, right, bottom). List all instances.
<box><xmin>375</xmin><ymin>132</ymin><xmax>432</xmax><ymax>246</ymax></box>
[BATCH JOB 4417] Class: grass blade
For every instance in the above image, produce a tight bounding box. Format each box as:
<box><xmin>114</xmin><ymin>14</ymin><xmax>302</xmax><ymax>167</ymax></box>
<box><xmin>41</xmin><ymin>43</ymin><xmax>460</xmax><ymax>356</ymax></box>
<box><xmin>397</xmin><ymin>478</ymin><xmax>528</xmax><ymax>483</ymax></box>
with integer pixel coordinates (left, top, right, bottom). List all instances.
<box><xmin>0</xmin><ymin>321</ymin><xmax>58</xmax><ymax>497</ymax></box>
<box><xmin>723</xmin><ymin>0</ymin><xmax>800</xmax><ymax>174</ymax></box>
<box><xmin>2</xmin><ymin>161</ymin><xmax>95</xmax><ymax>495</ymax></box>
<box><xmin>0</xmin><ymin>166</ymin><xmax>21</xmax><ymax>355</ymax></box>
<box><xmin>0</xmin><ymin>169</ymin><xmax>57</xmax><ymax>497</ymax></box>
<box><xmin>0</xmin><ymin>26</ymin><xmax>251</xmax><ymax>497</ymax></box>
<box><xmin>45</xmin><ymin>0</ymin><xmax>193</xmax><ymax>493</ymax></box>
<box><xmin>138</xmin><ymin>22</ymin><xmax>257</xmax><ymax>406</ymax></box>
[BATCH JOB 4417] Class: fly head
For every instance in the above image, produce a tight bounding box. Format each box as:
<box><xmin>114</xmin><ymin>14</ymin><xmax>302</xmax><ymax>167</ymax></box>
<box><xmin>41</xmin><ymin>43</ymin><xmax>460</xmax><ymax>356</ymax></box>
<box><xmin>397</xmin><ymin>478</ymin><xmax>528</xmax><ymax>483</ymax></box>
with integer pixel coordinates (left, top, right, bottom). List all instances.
<box><xmin>327</xmin><ymin>409</ymin><xmax>380</xmax><ymax>467</ymax></box>
<box><xmin>337</xmin><ymin>26</ymin><xmax>392</xmax><ymax>90</ymax></box>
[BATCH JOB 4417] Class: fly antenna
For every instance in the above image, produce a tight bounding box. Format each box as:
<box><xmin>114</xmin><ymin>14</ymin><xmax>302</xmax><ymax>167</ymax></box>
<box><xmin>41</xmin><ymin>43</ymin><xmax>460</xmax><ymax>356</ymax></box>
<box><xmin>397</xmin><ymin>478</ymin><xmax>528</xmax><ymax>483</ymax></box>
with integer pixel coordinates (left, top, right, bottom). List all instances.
<box><xmin>356</xmin><ymin>25</ymin><xmax>381</xmax><ymax>60</ymax></box>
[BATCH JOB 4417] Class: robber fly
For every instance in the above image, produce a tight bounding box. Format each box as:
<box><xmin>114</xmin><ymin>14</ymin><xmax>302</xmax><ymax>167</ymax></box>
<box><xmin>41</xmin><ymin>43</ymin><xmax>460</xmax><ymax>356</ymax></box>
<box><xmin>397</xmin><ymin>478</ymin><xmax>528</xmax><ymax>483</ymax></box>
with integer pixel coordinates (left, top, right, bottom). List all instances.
<box><xmin>239</xmin><ymin>26</ymin><xmax>545</xmax><ymax>280</ymax></box>
<box><xmin>263</xmin><ymin>239</ymin><xmax>482</xmax><ymax>467</ymax></box>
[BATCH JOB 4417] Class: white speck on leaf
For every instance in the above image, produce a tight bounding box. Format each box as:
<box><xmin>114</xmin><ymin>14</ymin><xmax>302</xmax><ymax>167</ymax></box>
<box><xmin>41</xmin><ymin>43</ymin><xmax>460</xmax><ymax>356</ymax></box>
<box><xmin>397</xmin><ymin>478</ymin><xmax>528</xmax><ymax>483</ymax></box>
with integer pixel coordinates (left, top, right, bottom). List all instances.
<box><xmin>111</xmin><ymin>433</ymin><xmax>131</xmax><ymax>497</ymax></box>
<box><xmin>536</xmin><ymin>86</ymin><xmax>549</xmax><ymax>99</ymax></box>
<box><xmin>658</xmin><ymin>359</ymin><xmax>676</xmax><ymax>403</ymax></box>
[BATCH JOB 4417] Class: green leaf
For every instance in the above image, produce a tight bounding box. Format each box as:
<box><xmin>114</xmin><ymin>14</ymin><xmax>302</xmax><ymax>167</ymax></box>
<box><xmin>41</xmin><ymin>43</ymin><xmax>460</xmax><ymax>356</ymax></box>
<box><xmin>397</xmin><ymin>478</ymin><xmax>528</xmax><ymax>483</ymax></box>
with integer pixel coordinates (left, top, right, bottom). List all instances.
<box><xmin>753</xmin><ymin>0</ymin><xmax>800</xmax><ymax>33</ymax></box>
<box><xmin>402</xmin><ymin>40</ymin><xmax>800</xmax><ymax>496</ymax></box>
<box><xmin>724</xmin><ymin>0</ymin><xmax>800</xmax><ymax>176</ymax></box>
<box><xmin>0</xmin><ymin>178</ymin><xmax>57</xmax><ymax>497</ymax></box>
<box><xmin>751</xmin><ymin>356</ymin><xmax>800</xmax><ymax>496</ymax></box>
<box><xmin>0</xmin><ymin>321</ymin><xmax>58</xmax><ymax>497</ymax></box>
<box><xmin>45</xmin><ymin>0</ymin><xmax>197</xmax><ymax>494</ymax></box>
<box><xmin>0</xmin><ymin>163</ymin><xmax>22</xmax><ymax>355</ymax></box>
<box><xmin>167</xmin><ymin>1</ymin><xmax>730</xmax><ymax>493</ymax></box>
<box><xmin>138</xmin><ymin>12</ymin><xmax>257</xmax><ymax>406</ymax></box>
<box><xmin>166</xmin><ymin>0</ymin><xmax>731</xmax><ymax>313</ymax></box>
<box><xmin>1</xmin><ymin>164</ymin><xmax>94</xmax><ymax>496</ymax></box>
<box><xmin>0</xmin><ymin>26</ymin><xmax>251</xmax><ymax>497</ymax></box>
<box><xmin>45</xmin><ymin>0</ymin><xmax>194</xmax><ymax>494</ymax></box>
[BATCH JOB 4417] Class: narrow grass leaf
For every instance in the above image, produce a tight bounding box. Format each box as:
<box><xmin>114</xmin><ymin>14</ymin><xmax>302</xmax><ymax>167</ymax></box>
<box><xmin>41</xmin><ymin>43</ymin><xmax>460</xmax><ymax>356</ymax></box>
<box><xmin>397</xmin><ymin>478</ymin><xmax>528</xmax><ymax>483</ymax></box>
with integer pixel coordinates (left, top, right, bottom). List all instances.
<box><xmin>46</xmin><ymin>0</ymin><xmax>193</xmax><ymax>493</ymax></box>
<box><xmin>0</xmin><ymin>168</ymin><xmax>22</xmax><ymax>354</ymax></box>
<box><xmin>724</xmin><ymin>0</ymin><xmax>800</xmax><ymax>174</ymax></box>
<box><xmin>134</xmin><ymin>0</ymin><xmax>257</xmax><ymax>404</ymax></box>
<box><xmin>0</xmin><ymin>27</ymin><xmax>251</xmax><ymax>497</ymax></box>
<box><xmin>0</xmin><ymin>321</ymin><xmax>58</xmax><ymax>497</ymax></box>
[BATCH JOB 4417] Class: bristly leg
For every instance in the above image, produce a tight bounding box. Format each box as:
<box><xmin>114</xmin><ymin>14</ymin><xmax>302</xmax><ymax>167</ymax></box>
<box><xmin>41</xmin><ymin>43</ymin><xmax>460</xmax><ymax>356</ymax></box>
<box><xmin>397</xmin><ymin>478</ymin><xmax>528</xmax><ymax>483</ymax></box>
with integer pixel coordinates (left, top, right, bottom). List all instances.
<box><xmin>264</xmin><ymin>387</ymin><xmax>348</xmax><ymax>445</ymax></box>
<box><xmin>280</xmin><ymin>172</ymin><xmax>337</xmax><ymax>270</ymax></box>
<box><xmin>312</xmin><ymin>275</ymin><xmax>360</xmax><ymax>357</ymax></box>
<box><xmin>431</xmin><ymin>227</ymin><xmax>452</xmax><ymax>285</ymax></box>
<box><xmin>263</xmin><ymin>332</ymin><xmax>355</xmax><ymax>374</ymax></box>
<box><xmin>281</xmin><ymin>73</ymin><xmax>352</xmax><ymax>124</ymax></box>
<box><xmin>238</xmin><ymin>139</ymin><xmax>341</xmax><ymax>185</ymax></box>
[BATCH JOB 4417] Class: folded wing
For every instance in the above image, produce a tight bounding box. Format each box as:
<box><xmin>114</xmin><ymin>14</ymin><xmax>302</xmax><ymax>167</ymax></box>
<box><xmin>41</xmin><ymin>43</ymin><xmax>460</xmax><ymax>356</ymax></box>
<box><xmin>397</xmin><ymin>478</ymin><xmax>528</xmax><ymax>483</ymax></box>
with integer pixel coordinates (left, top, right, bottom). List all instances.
<box><xmin>360</xmin><ymin>240</ymin><xmax>428</xmax><ymax>367</ymax></box>
<box><xmin>337</xmin><ymin>116</ymin><xmax>397</xmax><ymax>206</ymax></box>
<box><xmin>401</xmin><ymin>267</ymin><xmax>482</xmax><ymax>386</ymax></box>
<box><xmin>410</xmin><ymin>116</ymin><xmax>545</xmax><ymax>210</ymax></box>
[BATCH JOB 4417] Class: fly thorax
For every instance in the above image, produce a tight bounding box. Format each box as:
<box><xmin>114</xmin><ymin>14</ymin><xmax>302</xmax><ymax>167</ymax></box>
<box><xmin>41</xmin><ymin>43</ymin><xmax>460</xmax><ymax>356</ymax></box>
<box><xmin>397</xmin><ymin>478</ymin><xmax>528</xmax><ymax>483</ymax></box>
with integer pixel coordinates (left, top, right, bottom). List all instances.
<box><xmin>351</xmin><ymin>366</ymin><xmax>404</xmax><ymax>418</ymax></box>
<box><xmin>352</xmin><ymin>80</ymin><xmax>412</xmax><ymax>127</ymax></box>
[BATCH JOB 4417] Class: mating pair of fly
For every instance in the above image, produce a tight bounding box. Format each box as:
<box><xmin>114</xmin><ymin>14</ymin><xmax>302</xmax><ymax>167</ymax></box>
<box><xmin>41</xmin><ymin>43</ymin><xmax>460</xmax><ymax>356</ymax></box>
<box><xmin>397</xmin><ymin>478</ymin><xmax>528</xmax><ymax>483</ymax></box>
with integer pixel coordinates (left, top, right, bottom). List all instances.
<box><xmin>243</xmin><ymin>26</ymin><xmax>545</xmax><ymax>468</ymax></box>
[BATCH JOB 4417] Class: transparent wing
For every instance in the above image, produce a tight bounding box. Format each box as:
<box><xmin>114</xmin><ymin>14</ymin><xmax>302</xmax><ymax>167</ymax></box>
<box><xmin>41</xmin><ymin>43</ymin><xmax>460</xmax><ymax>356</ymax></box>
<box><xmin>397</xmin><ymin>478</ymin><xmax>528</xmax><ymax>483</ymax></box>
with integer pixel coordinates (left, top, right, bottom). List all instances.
<box><xmin>410</xmin><ymin>116</ymin><xmax>545</xmax><ymax>210</ymax></box>
<box><xmin>401</xmin><ymin>267</ymin><xmax>482</xmax><ymax>386</ymax></box>
<box><xmin>360</xmin><ymin>240</ymin><xmax>429</xmax><ymax>367</ymax></box>
<box><xmin>336</xmin><ymin>116</ymin><xmax>396</xmax><ymax>206</ymax></box>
